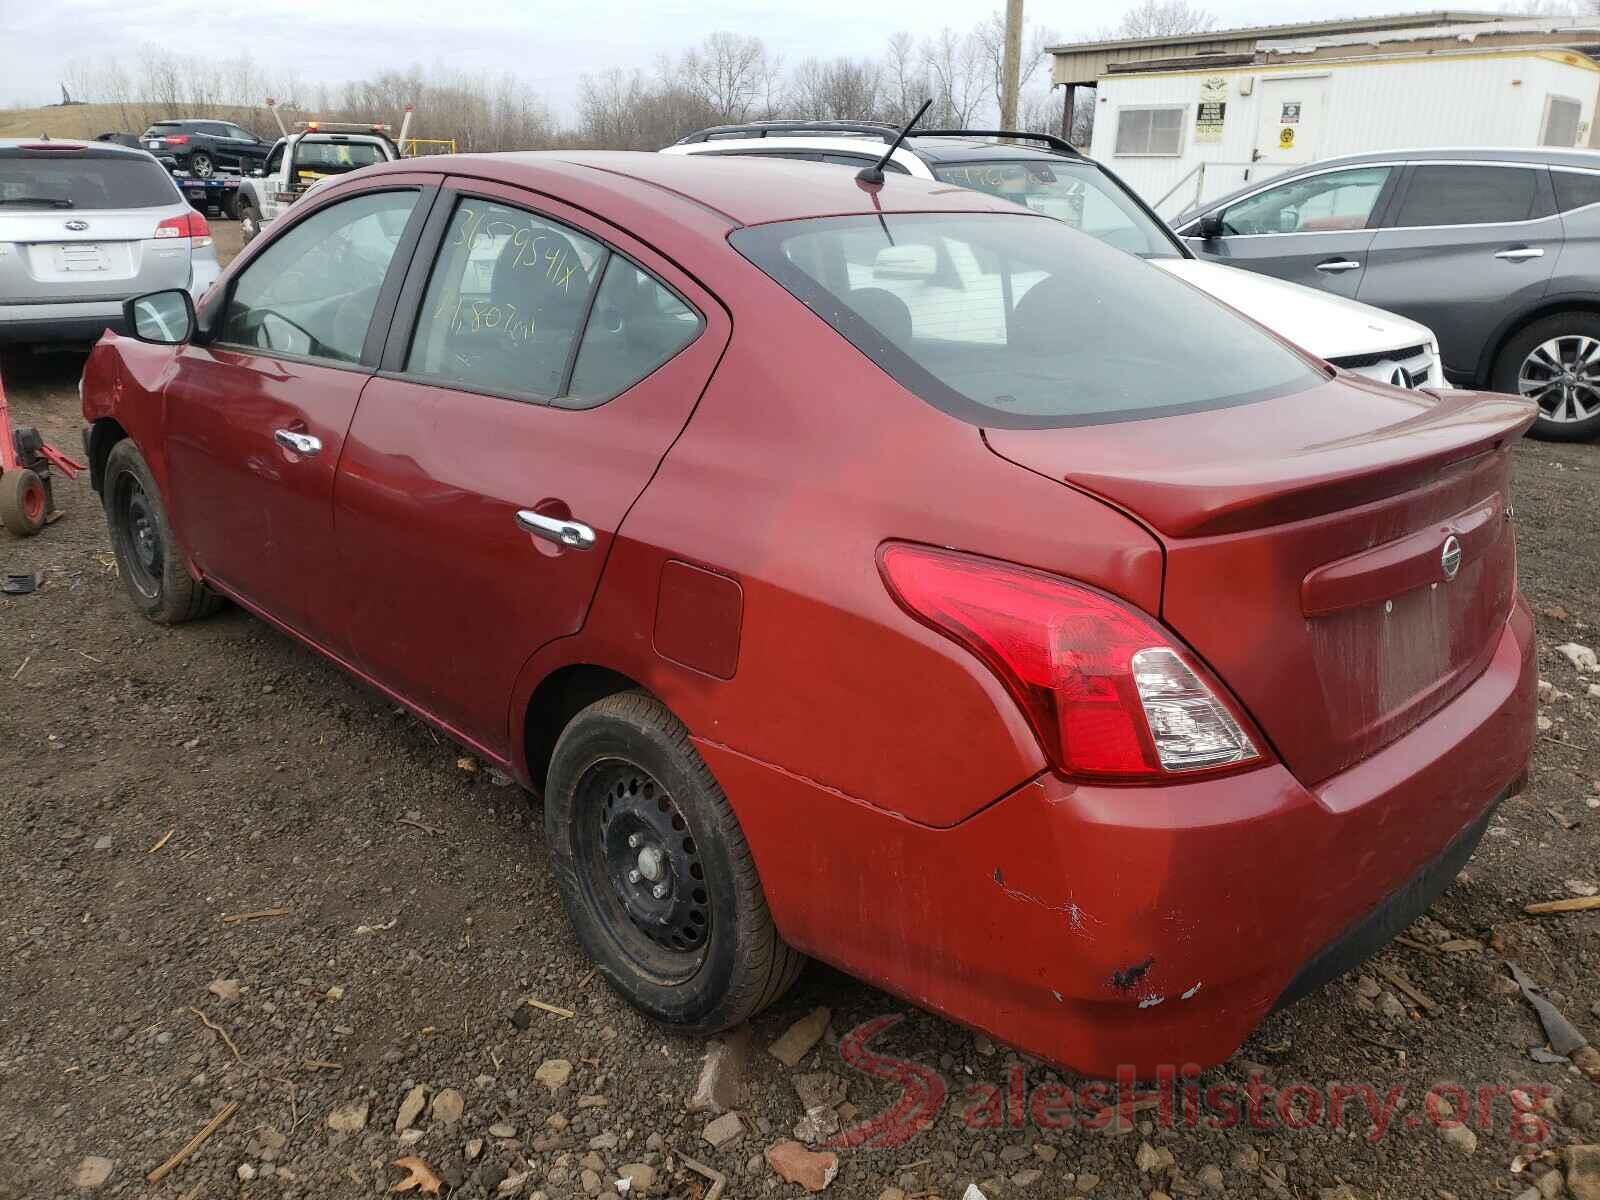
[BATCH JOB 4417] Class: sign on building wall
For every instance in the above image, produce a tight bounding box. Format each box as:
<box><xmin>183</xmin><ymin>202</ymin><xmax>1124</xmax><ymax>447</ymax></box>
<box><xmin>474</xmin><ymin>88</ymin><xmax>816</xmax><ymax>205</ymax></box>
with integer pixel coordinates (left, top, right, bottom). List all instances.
<box><xmin>1195</xmin><ymin>76</ymin><xmax>1228</xmax><ymax>144</ymax></box>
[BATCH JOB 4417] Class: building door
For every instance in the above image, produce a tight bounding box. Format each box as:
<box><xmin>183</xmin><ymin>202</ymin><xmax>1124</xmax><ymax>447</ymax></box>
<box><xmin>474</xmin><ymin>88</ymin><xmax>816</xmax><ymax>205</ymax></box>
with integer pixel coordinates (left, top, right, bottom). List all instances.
<box><xmin>1254</xmin><ymin>76</ymin><xmax>1328</xmax><ymax>167</ymax></box>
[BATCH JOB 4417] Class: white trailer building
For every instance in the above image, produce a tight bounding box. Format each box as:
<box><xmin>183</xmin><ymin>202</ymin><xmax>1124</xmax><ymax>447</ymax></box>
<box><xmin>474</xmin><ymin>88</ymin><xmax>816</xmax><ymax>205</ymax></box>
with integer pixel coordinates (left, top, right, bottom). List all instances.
<box><xmin>1049</xmin><ymin>13</ymin><xmax>1600</xmax><ymax>216</ymax></box>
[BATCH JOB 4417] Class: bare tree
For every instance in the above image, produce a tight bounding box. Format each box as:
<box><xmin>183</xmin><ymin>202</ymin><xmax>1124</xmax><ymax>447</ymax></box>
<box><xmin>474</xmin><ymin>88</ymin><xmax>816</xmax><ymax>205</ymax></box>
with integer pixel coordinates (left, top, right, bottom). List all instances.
<box><xmin>787</xmin><ymin>57</ymin><xmax>883</xmax><ymax>121</ymax></box>
<box><xmin>679</xmin><ymin>32</ymin><xmax>781</xmax><ymax>123</ymax></box>
<box><xmin>1104</xmin><ymin>0</ymin><xmax>1216</xmax><ymax>39</ymax></box>
<box><xmin>881</xmin><ymin>32</ymin><xmax>934</xmax><ymax>125</ymax></box>
<box><xmin>922</xmin><ymin>28</ymin><xmax>986</xmax><ymax>127</ymax></box>
<box><xmin>973</xmin><ymin>11</ymin><xmax>1059</xmax><ymax>125</ymax></box>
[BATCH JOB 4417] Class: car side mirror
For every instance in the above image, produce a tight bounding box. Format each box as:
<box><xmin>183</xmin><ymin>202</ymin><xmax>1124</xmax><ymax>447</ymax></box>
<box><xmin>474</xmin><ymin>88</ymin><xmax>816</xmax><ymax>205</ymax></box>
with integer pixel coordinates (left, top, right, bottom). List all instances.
<box><xmin>124</xmin><ymin>289</ymin><xmax>195</xmax><ymax>345</ymax></box>
<box><xmin>251</xmin><ymin>168</ymin><xmax>264</xmax><ymax>177</ymax></box>
<box><xmin>1196</xmin><ymin>212</ymin><xmax>1225</xmax><ymax>241</ymax></box>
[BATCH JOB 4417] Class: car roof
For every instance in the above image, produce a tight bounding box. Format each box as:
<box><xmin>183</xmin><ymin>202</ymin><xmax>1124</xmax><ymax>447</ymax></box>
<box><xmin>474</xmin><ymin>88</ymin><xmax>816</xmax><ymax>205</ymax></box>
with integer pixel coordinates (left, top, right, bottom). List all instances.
<box><xmin>1186</xmin><ymin>145</ymin><xmax>1600</xmax><ymax>218</ymax></box>
<box><xmin>362</xmin><ymin>150</ymin><xmax>1034</xmax><ymax>227</ymax></box>
<box><xmin>0</xmin><ymin>137</ymin><xmax>157</xmax><ymax>159</ymax></box>
<box><xmin>676</xmin><ymin>128</ymin><xmax>1082</xmax><ymax>167</ymax></box>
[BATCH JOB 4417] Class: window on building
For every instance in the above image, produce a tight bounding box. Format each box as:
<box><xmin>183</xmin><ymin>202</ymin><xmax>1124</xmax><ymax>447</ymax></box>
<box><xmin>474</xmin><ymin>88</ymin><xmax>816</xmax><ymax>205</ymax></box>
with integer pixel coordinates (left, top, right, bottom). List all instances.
<box><xmin>1113</xmin><ymin>106</ymin><xmax>1185</xmax><ymax>156</ymax></box>
<box><xmin>1543</xmin><ymin>96</ymin><xmax>1582</xmax><ymax>148</ymax></box>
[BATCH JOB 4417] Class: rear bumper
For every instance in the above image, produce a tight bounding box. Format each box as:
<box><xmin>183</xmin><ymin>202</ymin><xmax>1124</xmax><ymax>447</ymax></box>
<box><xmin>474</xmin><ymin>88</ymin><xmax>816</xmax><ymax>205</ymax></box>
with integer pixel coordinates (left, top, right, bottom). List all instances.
<box><xmin>0</xmin><ymin>300</ymin><xmax>126</xmax><ymax>345</ymax></box>
<box><xmin>703</xmin><ymin>596</ymin><xmax>1536</xmax><ymax>1077</ymax></box>
<box><xmin>0</xmin><ymin>263</ymin><xmax>216</xmax><ymax>344</ymax></box>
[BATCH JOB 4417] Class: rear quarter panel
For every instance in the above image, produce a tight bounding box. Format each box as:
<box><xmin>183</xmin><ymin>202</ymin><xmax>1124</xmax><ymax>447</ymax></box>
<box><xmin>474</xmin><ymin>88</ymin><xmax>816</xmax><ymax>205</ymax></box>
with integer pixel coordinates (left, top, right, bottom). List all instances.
<box><xmin>511</xmin><ymin>275</ymin><xmax>1164</xmax><ymax>830</ymax></box>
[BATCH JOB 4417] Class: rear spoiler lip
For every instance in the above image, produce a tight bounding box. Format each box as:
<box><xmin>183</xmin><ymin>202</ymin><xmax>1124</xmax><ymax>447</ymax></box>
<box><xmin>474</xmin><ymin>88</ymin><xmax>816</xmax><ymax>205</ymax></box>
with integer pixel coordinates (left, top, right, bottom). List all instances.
<box><xmin>1049</xmin><ymin>391</ymin><xmax>1537</xmax><ymax>540</ymax></box>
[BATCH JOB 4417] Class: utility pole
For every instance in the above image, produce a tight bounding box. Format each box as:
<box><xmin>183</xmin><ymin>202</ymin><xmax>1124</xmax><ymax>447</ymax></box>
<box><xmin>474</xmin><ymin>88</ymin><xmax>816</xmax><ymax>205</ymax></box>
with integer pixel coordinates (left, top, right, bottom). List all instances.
<box><xmin>999</xmin><ymin>0</ymin><xmax>1024</xmax><ymax>129</ymax></box>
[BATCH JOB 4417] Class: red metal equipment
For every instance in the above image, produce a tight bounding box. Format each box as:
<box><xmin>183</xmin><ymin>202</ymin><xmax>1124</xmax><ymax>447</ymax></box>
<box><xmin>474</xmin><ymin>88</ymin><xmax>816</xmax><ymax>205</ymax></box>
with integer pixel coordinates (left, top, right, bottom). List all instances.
<box><xmin>0</xmin><ymin>360</ymin><xmax>85</xmax><ymax>537</ymax></box>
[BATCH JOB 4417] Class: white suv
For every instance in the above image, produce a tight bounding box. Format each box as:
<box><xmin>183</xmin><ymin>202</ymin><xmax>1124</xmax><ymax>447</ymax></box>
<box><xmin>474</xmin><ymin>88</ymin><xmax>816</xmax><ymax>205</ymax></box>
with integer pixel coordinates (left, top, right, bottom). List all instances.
<box><xmin>663</xmin><ymin>124</ymin><xmax>1447</xmax><ymax>390</ymax></box>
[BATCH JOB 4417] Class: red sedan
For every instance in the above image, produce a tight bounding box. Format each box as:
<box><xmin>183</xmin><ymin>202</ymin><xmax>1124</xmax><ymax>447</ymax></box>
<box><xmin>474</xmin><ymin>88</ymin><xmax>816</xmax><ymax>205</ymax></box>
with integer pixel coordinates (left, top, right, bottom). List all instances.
<box><xmin>80</xmin><ymin>152</ymin><xmax>1537</xmax><ymax>1077</ymax></box>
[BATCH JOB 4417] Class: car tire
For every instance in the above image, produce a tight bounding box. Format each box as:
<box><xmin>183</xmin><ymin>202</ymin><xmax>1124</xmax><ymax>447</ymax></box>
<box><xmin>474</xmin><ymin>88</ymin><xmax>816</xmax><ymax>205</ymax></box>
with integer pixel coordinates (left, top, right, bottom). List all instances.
<box><xmin>189</xmin><ymin>151</ymin><xmax>215</xmax><ymax>178</ymax></box>
<box><xmin>0</xmin><ymin>468</ymin><xmax>48</xmax><ymax>537</ymax></box>
<box><xmin>102</xmin><ymin>439</ymin><xmax>223</xmax><ymax>623</ymax></box>
<box><xmin>239</xmin><ymin>198</ymin><xmax>261</xmax><ymax>242</ymax></box>
<box><xmin>545</xmin><ymin>690</ymin><xmax>804</xmax><ymax>1035</ymax></box>
<box><xmin>1492</xmin><ymin>312</ymin><xmax>1600</xmax><ymax>441</ymax></box>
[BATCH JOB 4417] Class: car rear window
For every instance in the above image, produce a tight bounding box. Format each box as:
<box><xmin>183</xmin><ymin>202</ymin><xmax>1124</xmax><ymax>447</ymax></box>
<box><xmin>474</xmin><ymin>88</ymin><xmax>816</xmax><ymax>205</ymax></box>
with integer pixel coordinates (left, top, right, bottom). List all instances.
<box><xmin>930</xmin><ymin>159</ymin><xmax>1182</xmax><ymax>259</ymax></box>
<box><xmin>295</xmin><ymin>141</ymin><xmax>388</xmax><ymax>172</ymax></box>
<box><xmin>731</xmin><ymin>212</ymin><xmax>1321</xmax><ymax>428</ymax></box>
<box><xmin>0</xmin><ymin>154</ymin><xmax>179</xmax><ymax>210</ymax></box>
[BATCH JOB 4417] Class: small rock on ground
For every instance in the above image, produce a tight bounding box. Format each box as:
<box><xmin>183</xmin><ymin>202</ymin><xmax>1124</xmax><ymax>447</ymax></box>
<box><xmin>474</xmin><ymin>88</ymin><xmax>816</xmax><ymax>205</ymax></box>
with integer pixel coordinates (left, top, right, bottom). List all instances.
<box><xmin>765</xmin><ymin>1140</ymin><xmax>839</xmax><ymax>1192</ymax></box>
<box><xmin>769</xmin><ymin>1008</ymin><xmax>831</xmax><ymax>1067</ymax></box>
<box><xmin>70</xmin><ymin>1157</ymin><xmax>113</xmax><ymax>1191</ymax></box>
<box><xmin>326</xmin><ymin>1099</ymin><xmax>369</xmax><ymax>1134</ymax></box>
<box><xmin>703</xmin><ymin>1111</ymin><xmax>745</xmax><ymax>1149</ymax></box>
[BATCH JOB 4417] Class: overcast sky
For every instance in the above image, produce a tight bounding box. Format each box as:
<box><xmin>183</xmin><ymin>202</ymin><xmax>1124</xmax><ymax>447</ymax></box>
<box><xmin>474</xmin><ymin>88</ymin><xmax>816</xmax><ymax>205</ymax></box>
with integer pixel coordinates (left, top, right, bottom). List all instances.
<box><xmin>0</xmin><ymin>0</ymin><xmax>1475</xmax><ymax>117</ymax></box>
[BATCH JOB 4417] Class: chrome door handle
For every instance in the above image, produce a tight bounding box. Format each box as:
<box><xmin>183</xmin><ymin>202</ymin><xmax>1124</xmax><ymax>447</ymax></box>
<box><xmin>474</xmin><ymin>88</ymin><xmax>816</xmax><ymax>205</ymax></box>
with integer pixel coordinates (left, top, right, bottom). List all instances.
<box><xmin>273</xmin><ymin>429</ymin><xmax>321</xmax><ymax>456</ymax></box>
<box><xmin>1315</xmin><ymin>259</ymin><xmax>1362</xmax><ymax>273</ymax></box>
<box><xmin>516</xmin><ymin>509</ymin><xmax>596</xmax><ymax>550</ymax></box>
<box><xmin>1495</xmin><ymin>247</ymin><xmax>1545</xmax><ymax>261</ymax></box>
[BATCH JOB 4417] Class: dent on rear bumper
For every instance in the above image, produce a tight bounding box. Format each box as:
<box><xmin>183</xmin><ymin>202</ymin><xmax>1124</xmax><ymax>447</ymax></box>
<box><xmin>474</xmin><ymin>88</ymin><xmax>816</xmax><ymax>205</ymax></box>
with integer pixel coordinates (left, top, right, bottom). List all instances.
<box><xmin>706</xmin><ymin>598</ymin><xmax>1535</xmax><ymax>1077</ymax></box>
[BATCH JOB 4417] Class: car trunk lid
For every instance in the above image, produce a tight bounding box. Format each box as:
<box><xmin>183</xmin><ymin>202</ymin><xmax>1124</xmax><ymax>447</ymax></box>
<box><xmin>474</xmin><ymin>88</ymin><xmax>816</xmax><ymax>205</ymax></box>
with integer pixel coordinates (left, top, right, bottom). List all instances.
<box><xmin>0</xmin><ymin>148</ymin><xmax>193</xmax><ymax>302</ymax></box>
<box><xmin>0</xmin><ymin>206</ymin><xmax>193</xmax><ymax>301</ymax></box>
<box><xmin>984</xmin><ymin>378</ymin><xmax>1535</xmax><ymax>784</ymax></box>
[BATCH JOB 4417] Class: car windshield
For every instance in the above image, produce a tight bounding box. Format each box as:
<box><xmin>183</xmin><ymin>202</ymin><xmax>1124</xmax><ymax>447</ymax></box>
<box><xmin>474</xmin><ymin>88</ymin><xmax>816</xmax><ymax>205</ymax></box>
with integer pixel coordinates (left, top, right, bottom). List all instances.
<box><xmin>731</xmin><ymin>212</ymin><xmax>1320</xmax><ymax>428</ymax></box>
<box><xmin>930</xmin><ymin>158</ymin><xmax>1182</xmax><ymax>260</ymax></box>
<box><xmin>0</xmin><ymin>155</ymin><xmax>179</xmax><ymax>209</ymax></box>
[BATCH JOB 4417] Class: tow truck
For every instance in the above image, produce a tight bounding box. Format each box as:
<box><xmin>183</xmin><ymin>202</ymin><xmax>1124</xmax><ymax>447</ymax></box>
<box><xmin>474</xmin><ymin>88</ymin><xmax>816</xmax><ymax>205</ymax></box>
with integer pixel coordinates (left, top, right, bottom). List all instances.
<box><xmin>235</xmin><ymin>106</ymin><xmax>412</xmax><ymax>242</ymax></box>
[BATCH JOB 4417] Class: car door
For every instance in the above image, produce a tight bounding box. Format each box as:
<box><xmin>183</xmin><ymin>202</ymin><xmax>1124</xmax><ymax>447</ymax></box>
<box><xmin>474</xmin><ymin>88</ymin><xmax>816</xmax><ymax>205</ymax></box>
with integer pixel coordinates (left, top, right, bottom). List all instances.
<box><xmin>220</xmin><ymin>124</ymin><xmax>263</xmax><ymax>170</ymax></box>
<box><xmin>333</xmin><ymin>180</ymin><xmax>729</xmax><ymax>757</ymax></box>
<box><xmin>1356</xmin><ymin>161</ymin><xmax>1560</xmax><ymax>380</ymax></box>
<box><xmin>1182</xmin><ymin>164</ymin><xmax>1398</xmax><ymax>298</ymax></box>
<box><xmin>161</xmin><ymin>177</ymin><xmax>439</xmax><ymax>646</ymax></box>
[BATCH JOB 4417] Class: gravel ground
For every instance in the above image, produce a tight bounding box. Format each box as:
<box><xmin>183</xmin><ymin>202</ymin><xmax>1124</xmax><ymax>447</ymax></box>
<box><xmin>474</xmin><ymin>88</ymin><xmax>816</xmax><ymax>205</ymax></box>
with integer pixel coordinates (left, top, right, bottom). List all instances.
<box><xmin>1</xmin><ymin>222</ymin><xmax>1597</xmax><ymax>1200</ymax></box>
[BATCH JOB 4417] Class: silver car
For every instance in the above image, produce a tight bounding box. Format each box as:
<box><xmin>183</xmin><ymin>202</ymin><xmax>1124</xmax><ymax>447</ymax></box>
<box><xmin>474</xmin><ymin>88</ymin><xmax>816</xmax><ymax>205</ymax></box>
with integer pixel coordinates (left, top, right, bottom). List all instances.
<box><xmin>0</xmin><ymin>138</ymin><xmax>221</xmax><ymax>345</ymax></box>
<box><xmin>1175</xmin><ymin>147</ymin><xmax>1600</xmax><ymax>442</ymax></box>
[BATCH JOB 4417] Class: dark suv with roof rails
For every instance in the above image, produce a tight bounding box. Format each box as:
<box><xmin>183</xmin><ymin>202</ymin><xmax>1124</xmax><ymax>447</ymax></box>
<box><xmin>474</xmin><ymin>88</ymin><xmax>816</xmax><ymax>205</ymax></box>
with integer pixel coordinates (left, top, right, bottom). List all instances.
<box><xmin>141</xmin><ymin>119</ymin><xmax>270</xmax><ymax>179</ymax></box>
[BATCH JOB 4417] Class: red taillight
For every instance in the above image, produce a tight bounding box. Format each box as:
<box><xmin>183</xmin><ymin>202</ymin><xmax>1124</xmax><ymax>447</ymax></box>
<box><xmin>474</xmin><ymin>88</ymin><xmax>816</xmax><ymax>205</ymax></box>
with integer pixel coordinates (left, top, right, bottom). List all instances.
<box><xmin>153</xmin><ymin>211</ymin><xmax>212</xmax><ymax>247</ymax></box>
<box><xmin>164</xmin><ymin>134</ymin><xmax>188</xmax><ymax>145</ymax></box>
<box><xmin>878</xmin><ymin>544</ymin><xmax>1265</xmax><ymax>782</ymax></box>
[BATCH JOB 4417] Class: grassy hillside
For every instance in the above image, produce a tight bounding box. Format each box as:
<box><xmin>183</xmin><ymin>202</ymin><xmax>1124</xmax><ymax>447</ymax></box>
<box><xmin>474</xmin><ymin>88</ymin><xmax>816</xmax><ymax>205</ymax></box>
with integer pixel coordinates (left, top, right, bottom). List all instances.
<box><xmin>0</xmin><ymin>103</ymin><xmax>269</xmax><ymax>141</ymax></box>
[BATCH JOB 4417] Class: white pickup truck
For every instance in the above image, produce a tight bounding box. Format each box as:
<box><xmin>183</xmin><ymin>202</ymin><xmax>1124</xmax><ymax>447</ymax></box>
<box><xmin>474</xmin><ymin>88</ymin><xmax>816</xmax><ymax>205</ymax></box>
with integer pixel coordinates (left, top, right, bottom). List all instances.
<box><xmin>235</xmin><ymin>123</ymin><xmax>400</xmax><ymax>242</ymax></box>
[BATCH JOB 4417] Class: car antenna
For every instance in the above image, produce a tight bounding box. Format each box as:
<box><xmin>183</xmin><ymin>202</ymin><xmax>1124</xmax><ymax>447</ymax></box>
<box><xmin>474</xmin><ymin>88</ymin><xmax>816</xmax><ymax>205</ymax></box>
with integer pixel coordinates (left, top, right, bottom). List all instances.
<box><xmin>857</xmin><ymin>98</ymin><xmax>932</xmax><ymax>186</ymax></box>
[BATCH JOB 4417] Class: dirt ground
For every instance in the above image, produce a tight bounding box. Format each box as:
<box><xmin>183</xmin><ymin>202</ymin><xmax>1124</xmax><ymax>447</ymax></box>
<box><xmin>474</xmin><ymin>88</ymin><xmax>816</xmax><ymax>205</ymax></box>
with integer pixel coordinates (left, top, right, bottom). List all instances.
<box><xmin>1</xmin><ymin>221</ymin><xmax>1597</xmax><ymax>1200</ymax></box>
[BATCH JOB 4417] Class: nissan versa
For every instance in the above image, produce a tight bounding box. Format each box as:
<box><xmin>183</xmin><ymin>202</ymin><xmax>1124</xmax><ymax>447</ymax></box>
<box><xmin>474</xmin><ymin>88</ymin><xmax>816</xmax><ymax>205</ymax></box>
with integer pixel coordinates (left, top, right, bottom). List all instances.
<box><xmin>79</xmin><ymin>152</ymin><xmax>1537</xmax><ymax>1077</ymax></box>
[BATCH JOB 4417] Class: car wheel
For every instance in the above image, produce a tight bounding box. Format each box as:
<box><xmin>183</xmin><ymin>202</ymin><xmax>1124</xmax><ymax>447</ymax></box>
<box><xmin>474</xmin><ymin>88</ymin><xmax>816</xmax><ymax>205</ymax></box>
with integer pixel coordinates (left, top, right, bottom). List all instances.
<box><xmin>239</xmin><ymin>198</ymin><xmax>261</xmax><ymax>242</ymax></box>
<box><xmin>1493</xmin><ymin>312</ymin><xmax>1600</xmax><ymax>441</ymax></box>
<box><xmin>545</xmin><ymin>691</ymin><xmax>804</xmax><ymax>1034</ymax></box>
<box><xmin>0</xmin><ymin>468</ymin><xmax>48</xmax><ymax>537</ymax></box>
<box><xmin>189</xmin><ymin>151</ymin><xmax>215</xmax><ymax>178</ymax></box>
<box><xmin>103</xmin><ymin>439</ymin><xmax>223</xmax><ymax>623</ymax></box>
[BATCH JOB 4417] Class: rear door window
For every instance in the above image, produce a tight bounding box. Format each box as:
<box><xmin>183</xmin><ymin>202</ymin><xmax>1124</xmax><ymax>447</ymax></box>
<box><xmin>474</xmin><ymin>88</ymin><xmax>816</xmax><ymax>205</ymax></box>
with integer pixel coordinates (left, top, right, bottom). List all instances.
<box><xmin>1392</xmin><ymin>164</ymin><xmax>1540</xmax><ymax>226</ymax></box>
<box><xmin>567</xmin><ymin>257</ymin><xmax>702</xmax><ymax>405</ymax></box>
<box><xmin>1553</xmin><ymin>169</ymin><xmax>1600</xmax><ymax>212</ymax></box>
<box><xmin>0</xmin><ymin>154</ymin><xmax>179</xmax><ymax>210</ymax></box>
<box><xmin>406</xmin><ymin>198</ymin><xmax>606</xmax><ymax>399</ymax></box>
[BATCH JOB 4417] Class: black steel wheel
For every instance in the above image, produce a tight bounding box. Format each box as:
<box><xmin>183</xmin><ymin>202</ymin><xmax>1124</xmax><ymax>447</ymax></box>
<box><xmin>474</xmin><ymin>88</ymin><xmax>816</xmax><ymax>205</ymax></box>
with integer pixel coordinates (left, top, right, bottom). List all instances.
<box><xmin>102</xmin><ymin>438</ymin><xmax>222</xmax><ymax>623</ymax></box>
<box><xmin>545</xmin><ymin>691</ymin><xmax>804</xmax><ymax>1033</ymax></box>
<box><xmin>576</xmin><ymin>760</ymin><xmax>712</xmax><ymax>981</ymax></box>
